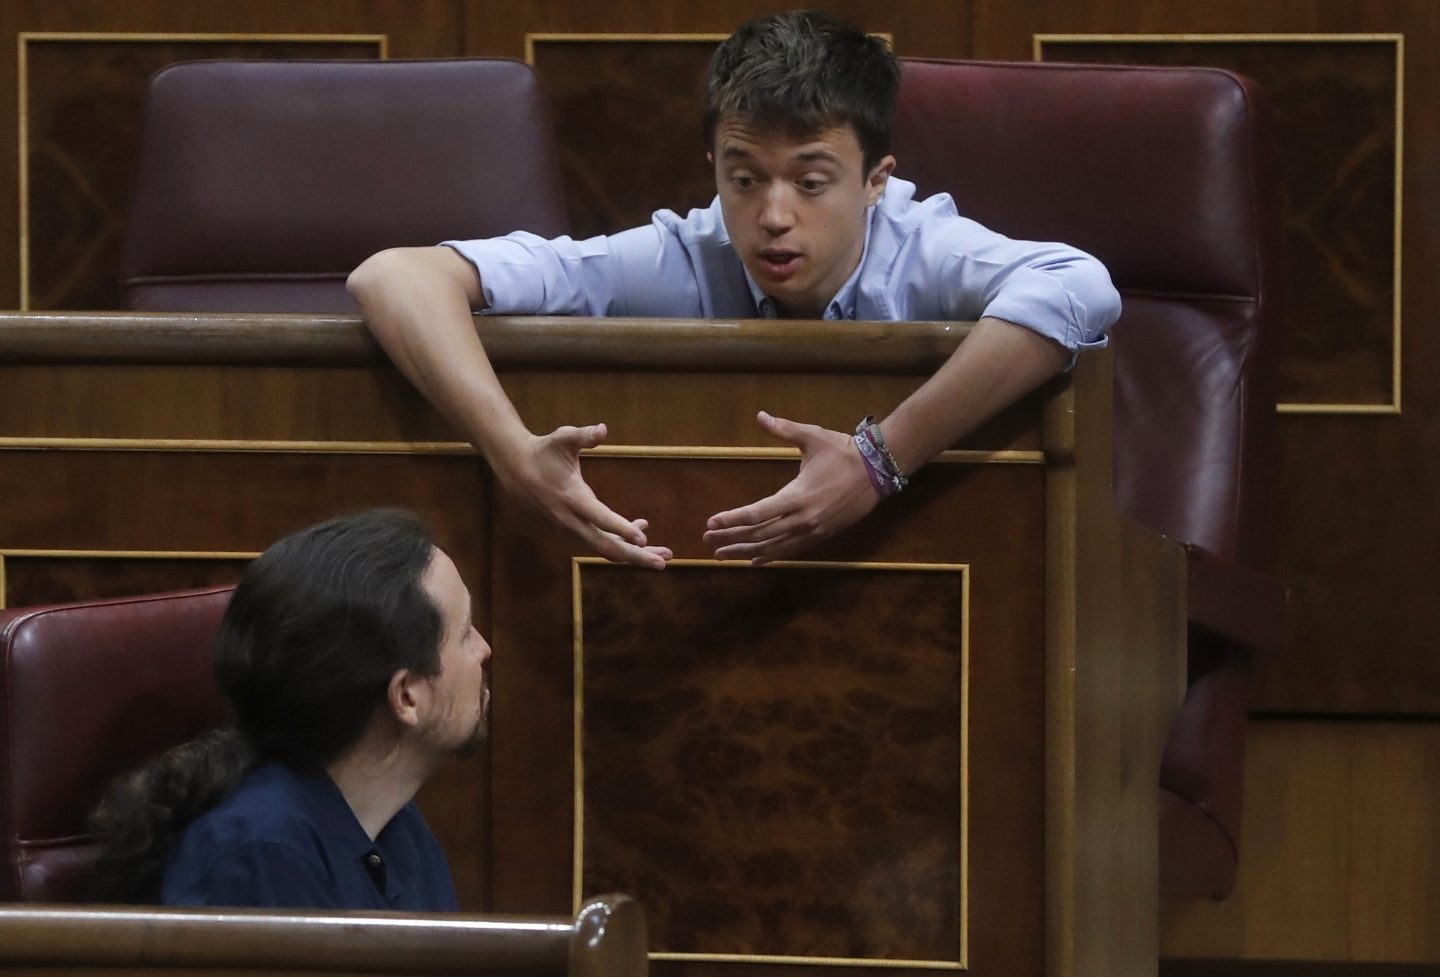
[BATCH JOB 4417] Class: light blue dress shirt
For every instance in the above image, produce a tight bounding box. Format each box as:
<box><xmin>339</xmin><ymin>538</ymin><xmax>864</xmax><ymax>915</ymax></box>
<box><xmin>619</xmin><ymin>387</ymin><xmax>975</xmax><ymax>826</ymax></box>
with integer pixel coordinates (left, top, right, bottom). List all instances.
<box><xmin>444</xmin><ymin>177</ymin><xmax>1118</xmax><ymax>354</ymax></box>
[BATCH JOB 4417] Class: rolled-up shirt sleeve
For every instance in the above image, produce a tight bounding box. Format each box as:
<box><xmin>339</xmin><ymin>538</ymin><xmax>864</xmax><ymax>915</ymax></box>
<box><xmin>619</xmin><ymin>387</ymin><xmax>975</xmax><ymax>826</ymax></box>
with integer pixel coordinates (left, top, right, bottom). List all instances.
<box><xmin>953</xmin><ymin>242</ymin><xmax>1119</xmax><ymax>354</ymax></box>
<box><xmin>443</xmin><ymin>215</ymin><xmax>709</xmax><ymax>318</ymax></box>
<box><xmin>875</xmin><ymin>185</ymin><xmax>1120</xmax><ymax>357</ymax></box>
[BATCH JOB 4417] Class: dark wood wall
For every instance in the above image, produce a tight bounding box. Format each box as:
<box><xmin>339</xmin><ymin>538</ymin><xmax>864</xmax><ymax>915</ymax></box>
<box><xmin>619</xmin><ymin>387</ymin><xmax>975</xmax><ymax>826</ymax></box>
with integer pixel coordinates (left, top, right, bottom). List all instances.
<box><xmin>1</xmin><ymin>1</ymin><xmax>1436</xmax><ymax>973</ymax></box>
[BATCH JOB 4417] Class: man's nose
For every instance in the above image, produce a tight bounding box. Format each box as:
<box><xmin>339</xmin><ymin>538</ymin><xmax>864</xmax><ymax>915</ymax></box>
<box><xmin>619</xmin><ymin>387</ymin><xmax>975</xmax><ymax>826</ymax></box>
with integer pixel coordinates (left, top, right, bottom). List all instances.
<box><xmin>758</xmin><ymin>185</ymin><xmax>795</xmax><ymax>233</ymax></box>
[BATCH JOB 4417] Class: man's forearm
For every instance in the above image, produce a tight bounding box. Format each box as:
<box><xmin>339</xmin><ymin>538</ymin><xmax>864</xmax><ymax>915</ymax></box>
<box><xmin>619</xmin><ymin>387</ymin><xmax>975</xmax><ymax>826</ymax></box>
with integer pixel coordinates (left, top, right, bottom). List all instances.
<box><xmin>347</xmin><ymin>246</ymin><xmax>530</xmax><ymax>460</ymax></box>
<box><xmin>878</xmin><ymin>316</ymin><xmax>1069</xmax><ymax>474</ymax></box>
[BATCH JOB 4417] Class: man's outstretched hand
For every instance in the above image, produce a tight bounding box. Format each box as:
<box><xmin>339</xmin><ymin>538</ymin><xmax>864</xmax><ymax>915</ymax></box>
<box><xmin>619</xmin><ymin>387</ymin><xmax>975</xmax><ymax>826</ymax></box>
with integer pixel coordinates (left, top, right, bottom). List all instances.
<box><xmin>703</xmin><ymin>411</ymin><xmax>878</xmax><ymax>565</ymax></box>
<box><xmin>494</xmin><ymin>422</ymin><xmax>671</xmax><ymax>569</ymax></box>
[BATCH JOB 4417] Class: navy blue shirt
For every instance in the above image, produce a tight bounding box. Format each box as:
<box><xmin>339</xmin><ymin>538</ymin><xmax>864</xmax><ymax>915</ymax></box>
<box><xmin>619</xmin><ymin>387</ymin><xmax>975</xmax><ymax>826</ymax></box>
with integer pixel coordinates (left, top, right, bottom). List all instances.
<box><xmin>161</xmin><ymin>761</ymin><xmax>457</xmax><ymax>911</ymax></box>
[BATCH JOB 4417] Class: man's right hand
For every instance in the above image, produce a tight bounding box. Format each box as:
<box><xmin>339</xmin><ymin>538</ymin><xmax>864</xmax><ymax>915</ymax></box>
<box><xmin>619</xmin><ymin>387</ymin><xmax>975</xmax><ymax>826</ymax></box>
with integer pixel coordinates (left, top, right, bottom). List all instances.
<box><xmin>348</xmin><ymin>248</ymin><xmax>670</xmax><ymax>570</ymax></box>
<box><xmin>492</xmin><ymin>422</ymin><xmax>672</xmax><ymax>569</ymax></box>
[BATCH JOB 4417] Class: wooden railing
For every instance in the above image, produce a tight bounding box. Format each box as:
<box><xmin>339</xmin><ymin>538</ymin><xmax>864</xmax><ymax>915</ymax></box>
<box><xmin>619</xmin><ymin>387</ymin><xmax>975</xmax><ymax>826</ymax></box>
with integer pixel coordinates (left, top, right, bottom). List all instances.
<box><xmin>0</xmin><ymin>893</ymin><xmax>647</xmax><ymax>977</ymax></box>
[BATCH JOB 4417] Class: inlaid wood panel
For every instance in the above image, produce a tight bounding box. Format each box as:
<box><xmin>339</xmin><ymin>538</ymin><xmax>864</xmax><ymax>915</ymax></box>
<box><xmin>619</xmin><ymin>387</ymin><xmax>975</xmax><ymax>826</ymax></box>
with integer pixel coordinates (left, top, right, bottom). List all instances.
<box><xmin>577</xmin><ymin>561</ymin><xmax>965</xmax><ymax>965</ymax></box>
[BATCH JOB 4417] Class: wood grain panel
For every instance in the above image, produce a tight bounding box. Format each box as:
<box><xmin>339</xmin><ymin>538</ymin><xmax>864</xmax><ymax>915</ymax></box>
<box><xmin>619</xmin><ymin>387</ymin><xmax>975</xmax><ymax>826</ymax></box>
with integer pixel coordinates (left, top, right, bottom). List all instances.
<box><xmin>492</xmin><ymin>457</ymin><xmax>1048</xmax><ymax>977</ymax></box>
<box><xmin>578</xmin><ymin>562</ymin><xmax>964</xmax><ymax>964</ymax></box>
<box><xmin>529</xmin><ymin>37</ymin><xmax>717</xmax><ymax>239</ymax></box>
<box><xmin>1160</xmin><ymin>720</ymin><xmax>1440</xmax><ymax>965</ymax></box>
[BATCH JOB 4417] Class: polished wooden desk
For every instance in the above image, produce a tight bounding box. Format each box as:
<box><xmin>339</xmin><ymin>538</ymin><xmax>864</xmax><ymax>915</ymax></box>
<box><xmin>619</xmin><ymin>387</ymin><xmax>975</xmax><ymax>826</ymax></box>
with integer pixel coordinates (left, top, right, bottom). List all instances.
<box><xmin>0</xmin><ymin>312</ymin><xmax>1183</xmax><ymax>977</ymax></box>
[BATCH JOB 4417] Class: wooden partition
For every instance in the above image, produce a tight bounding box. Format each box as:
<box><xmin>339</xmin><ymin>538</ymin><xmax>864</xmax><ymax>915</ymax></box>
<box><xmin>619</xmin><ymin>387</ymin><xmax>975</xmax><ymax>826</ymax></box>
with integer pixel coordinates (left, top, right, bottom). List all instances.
<box><xmin>0</xmin><ymin>893</ymin><xmax>647</xmax><ymax>976</ymax></box>
<box><xmin>0</xmin><ymin>313</ymin><xmax>1185</xmax><ymax>977</ymax></box>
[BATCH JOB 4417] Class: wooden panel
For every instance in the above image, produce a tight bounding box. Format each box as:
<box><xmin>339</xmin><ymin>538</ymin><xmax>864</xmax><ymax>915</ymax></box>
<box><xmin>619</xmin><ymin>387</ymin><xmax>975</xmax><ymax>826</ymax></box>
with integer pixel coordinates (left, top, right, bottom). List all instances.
<box><xmin>0</xmin><ymin>554</ymin><xmax>250</xmax><ymax>608</ymax></box>
<box><xmin>528</xmin><ymin>37</ymin><xmax>718</xmax><ymax>239</ymax></box>
<box><xmin>578</xmin><ymin>562</ymin><xmax>966</xmax><ymax>964</ymax></box>
<box><xmin>0</xmin><ymin>314</ymin><xmax>1041</xmax><ymax>454</ymax></box>
<box><xmin>492</xmin><ymin>456</ymin><xmax>1049</xmax><ymax>977</ymax></box>
<box><xmin>0</xmin><ymin>314</ymin><xmax>1185</xmax><ymax>977</ymax></box>
<box><xmin>1160</xmin><ymin>721</ymin><xmax>1440</xmax><ymax>964</ymax></box>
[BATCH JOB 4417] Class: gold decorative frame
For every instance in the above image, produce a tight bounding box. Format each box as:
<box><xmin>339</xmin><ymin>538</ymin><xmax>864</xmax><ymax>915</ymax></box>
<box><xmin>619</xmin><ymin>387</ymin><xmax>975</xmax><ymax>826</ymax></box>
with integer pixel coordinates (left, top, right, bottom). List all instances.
<box><xmin>571</xmin><ymin>556</ymin><xmax>969</xmax><ymax>970</ymax></box>
<box><xmin>16</xmin><ymin>31</ymin><xmax>389</xmax><ymax>312</ymax></box>
<box><xmin>1034</xmin><ymin>33</ymin><xmax>1405</xmax><ymax>415</ymax></box>
<box><xmin>0</xmin><ymin>547</ymin><xmax>259</xmax><ymax>610</ymax></box>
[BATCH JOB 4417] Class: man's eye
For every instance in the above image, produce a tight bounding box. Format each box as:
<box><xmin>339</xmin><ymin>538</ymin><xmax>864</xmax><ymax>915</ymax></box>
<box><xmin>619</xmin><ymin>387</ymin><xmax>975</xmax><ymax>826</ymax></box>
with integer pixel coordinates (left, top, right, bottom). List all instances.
<box><xmin>731</xmin><ymin>175</ymin><xmax>755</xmax><ymax>190</ymax></box>
<box><xmin>799</xmin><ymin>178</ymin><xmax>828</xmax><ymax>193</ymax></box>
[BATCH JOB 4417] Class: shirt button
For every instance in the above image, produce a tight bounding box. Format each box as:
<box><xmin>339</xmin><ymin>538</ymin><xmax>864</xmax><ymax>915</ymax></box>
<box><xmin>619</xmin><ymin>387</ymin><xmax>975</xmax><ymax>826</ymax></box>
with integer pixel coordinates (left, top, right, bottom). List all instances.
<box><xmin>366</xmin><ymin>853</ymin><xmax>383</xmax><ymax>867</ymax></box>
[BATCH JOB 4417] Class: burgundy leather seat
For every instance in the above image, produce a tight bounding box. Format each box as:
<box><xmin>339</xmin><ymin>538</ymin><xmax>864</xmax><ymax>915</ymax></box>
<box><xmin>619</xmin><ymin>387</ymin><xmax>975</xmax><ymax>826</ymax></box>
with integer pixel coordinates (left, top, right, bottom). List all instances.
<box><xmin>892</xmin><ymin>59</ymin><xmax>1286</xmax><ymax>897</ymax></box>
<box><xmin>120</xmin><ymin>58</ymin><xmax>568</xmax><ymax>313</ymax></box>
<box><xmin>0</xmin><ymin>588</ymin><xmax>233</xmax><ymax>901</ymax></box>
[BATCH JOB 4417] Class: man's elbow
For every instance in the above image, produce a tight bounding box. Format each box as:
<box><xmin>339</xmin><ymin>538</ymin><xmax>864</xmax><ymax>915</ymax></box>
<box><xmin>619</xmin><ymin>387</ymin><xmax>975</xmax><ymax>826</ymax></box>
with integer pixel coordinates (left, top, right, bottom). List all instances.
<box><xmin>1096</xmin><ymin>280</ymin><xmax>1122</xmax><ymax>333</ymax></box>
<box><xmin>346</xmin><ymin>248</ymin><xmax>407</xmax><ymax>310</ymax></box>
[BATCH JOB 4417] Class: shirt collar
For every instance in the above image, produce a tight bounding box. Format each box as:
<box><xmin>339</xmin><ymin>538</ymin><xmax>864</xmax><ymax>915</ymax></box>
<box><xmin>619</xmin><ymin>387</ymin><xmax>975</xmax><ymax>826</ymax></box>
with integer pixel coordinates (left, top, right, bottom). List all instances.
<box><xmin>286</xmin><ymin>763</ymin><xmax>418</xmax><ymax>903</ymax></box>
<box><xmin>741</xmin><ymin>201</ymin><xmax>877</xmax><ymax>321</ymax></box>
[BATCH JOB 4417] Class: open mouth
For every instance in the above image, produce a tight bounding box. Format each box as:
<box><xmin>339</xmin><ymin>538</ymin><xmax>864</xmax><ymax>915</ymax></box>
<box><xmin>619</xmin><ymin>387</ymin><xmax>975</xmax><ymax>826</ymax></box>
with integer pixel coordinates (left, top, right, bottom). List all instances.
<box><xmin>759</xmin><ymin>250</ymin><xmax>801</xmax><ymax>277</ymax></box>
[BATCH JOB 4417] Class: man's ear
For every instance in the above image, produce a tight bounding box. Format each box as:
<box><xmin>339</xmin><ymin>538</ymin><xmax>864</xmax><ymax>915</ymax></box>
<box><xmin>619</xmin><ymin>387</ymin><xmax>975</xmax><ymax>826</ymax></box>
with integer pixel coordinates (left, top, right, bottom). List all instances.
<box><xmin>387</xmin><ymin>669</ymin><xmax>427</xmax><ymax>731</ymax></box>
<box><xmin>866</xmin><ymin>154</ymin><xmax>897</xmax><ymax>205</ymax></box>
<box><xmin>707</xmin><ymin>150</ymin><xmax>715</xmax><ymax>166</ymax></box>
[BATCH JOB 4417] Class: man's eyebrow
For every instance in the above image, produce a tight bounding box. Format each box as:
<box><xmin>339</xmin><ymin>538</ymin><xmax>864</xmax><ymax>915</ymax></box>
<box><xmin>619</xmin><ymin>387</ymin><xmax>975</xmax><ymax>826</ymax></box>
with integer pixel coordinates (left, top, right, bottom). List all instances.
<box><xmin>796</xmin><ymin>149</ymin><xmax>841</xmax><ymax>164</ymax></box>
<box><xmin>720</xmin><ymin>145</ymin><xmax>754</xmax><ymax>160</ymax></box>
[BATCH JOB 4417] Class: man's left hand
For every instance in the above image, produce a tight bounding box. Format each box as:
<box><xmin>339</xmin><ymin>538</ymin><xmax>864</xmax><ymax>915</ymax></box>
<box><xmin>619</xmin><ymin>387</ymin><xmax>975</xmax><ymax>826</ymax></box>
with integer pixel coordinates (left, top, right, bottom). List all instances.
<box><xmin>703</xmin><ymin>411</ymin><xmax>878</xmax><ymax>565</ymax></box>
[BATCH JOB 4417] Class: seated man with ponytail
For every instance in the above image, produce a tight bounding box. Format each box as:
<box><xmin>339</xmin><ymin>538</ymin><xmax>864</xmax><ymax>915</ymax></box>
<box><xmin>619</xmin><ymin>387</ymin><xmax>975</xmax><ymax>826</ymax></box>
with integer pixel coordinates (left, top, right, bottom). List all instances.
<box><xmin>89</xmin><ymin>509</ymin><xmax>491</xmax><ymax>910</ymax></box>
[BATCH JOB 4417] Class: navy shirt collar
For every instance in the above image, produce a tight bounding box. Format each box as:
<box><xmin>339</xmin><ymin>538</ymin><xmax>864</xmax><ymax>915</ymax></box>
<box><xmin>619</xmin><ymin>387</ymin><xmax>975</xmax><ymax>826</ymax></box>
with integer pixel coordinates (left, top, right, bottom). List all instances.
<box><xmin>291</xmin><ymin>765</ymin><xmax>420</xmax><ymax>905</ymax></box>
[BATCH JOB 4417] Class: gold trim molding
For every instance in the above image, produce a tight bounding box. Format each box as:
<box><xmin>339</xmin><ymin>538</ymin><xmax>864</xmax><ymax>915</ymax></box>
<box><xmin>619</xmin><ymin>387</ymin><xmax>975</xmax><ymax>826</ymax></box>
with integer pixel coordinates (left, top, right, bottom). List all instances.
<box><xmin>0</xmin><ymin>547</ymin><xmax>258</xmax><ymax>611</ymax></box>
<box><xmin>1034</xmin><ymin>33</ymin><xmax>1405</xmax><ymax>416</ymax></box>
<box><xmin>0</xmin><ymin>437</ymin><xmax>1043</xmax><ymax>464</ymax></box>
<box><xmin>571</xmin><ymin>556</ymin><xmax>969</xmax><ymax>969</ymax></box>
<box><xmin>16</xmin><ymin>31</ymin><xmax>389</xmax><ymax>312</ymax></box>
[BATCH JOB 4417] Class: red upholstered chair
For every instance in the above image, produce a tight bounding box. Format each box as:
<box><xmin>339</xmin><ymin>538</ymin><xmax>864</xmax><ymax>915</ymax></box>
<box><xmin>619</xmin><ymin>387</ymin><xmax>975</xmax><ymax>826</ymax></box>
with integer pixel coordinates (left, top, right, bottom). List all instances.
<box><xmin>0</xmin><ymin>587</ymin><xmax>234</xmax><ymax>901</ymax></box>
<box><xmin>120</xmin><ymin>58</ymin><xmax>568</xmax><ymax>313</ymax></box>
<box><xmin>892</xmin><ymin>59</ymin><xmax>1287</xmax><ymax>897</ymax></box>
